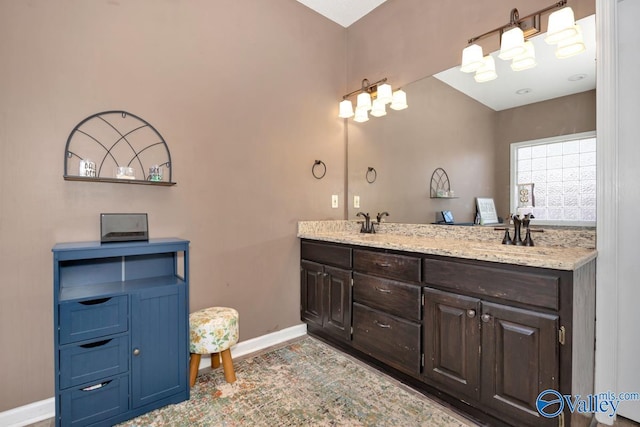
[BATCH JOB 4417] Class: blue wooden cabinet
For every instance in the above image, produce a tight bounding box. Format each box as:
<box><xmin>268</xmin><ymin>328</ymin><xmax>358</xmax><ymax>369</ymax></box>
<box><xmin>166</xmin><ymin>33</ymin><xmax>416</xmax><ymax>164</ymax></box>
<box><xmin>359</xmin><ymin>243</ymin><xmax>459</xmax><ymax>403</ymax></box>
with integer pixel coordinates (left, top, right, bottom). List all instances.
<box><xmin>53</xmin><ymin>238</ymin><xmax>190</xmax><ymax>427</ymax></box>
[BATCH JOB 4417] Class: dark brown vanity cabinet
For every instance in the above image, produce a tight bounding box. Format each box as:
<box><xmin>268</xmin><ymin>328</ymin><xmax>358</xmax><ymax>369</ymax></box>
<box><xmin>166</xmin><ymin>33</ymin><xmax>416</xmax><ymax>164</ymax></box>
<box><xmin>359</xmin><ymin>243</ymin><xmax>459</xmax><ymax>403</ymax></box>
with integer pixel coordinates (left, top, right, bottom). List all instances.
<box><xmin>351</xmin><ymin>249</ymin><xmax>422</xmax><ymax>377</ymax></box>
<box><xmin>300</xmin><ymin>241</ymin><xmax>352</xmax><ymax>341</ymax></box>
<box><xmin>423</xmin><ymin>258</ymin><xmax>563</xmax><ymax>427</ymax></box>
<box><xmin>300</xmin><ymin>239</ymin><xmax>595</xmax><ymax>427</ymax></box>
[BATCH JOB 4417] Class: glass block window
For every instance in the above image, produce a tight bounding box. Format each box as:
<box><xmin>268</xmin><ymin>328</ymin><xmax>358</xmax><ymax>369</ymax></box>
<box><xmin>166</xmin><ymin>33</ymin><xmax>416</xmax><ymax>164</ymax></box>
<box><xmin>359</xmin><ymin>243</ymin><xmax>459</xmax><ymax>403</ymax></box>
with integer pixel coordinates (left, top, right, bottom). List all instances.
<box><xmin>511</xmin><ymin>132</ymin><xmax>596</xmax><ymax>225</ymax></box>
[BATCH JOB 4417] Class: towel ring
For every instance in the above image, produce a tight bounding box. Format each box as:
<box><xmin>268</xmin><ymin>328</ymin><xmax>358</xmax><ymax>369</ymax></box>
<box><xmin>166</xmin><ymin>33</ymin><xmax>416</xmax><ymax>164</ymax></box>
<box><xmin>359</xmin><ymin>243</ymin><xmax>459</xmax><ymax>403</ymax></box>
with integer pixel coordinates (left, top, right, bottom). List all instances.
<box><xmin>312</xmin><ymin>160</ymin><xmax>326</xmax><ymax>179</ymax></box>
<box><xmin>366</xmin><ymin>167</ymin><xmax>377</xmax><ymax>184</ymax></box>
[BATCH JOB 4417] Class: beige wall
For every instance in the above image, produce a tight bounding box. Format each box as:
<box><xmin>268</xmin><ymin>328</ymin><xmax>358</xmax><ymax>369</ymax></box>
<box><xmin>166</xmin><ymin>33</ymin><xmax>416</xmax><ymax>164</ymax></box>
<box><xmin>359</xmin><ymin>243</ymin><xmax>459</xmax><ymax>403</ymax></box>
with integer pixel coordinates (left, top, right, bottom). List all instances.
<box><xmin>0</xmin><ymin>0</ymin><xmax>346</xmax><ymax>410</ymax></box>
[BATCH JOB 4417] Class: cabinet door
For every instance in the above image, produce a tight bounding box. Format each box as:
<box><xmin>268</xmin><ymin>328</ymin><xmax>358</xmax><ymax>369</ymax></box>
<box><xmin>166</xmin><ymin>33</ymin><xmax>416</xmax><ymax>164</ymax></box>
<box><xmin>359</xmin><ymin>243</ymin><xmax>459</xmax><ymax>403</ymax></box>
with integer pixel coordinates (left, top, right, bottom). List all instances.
<box><xmin>423</xmin><ymin>288</ymin><xmax>480</xmax><ymax>400</ymax></box>
<box><xmin>300</xmin><ymin>260</ymin><xmax>324</xmax><ymax>328</ymax></box>
<box><xmin>323</xmin><ymin>266</ymin><xmax>352</xmax><ymax>341</ymax></box>
<box><xmin>131</xmin><ymin>285</ymin><xmax>187</xmax><ymax>408</ymax></box>
<box><xmin>480</xmin><ymin>302</ymin><xmax>558</xmax><ymax>427</ymax></box>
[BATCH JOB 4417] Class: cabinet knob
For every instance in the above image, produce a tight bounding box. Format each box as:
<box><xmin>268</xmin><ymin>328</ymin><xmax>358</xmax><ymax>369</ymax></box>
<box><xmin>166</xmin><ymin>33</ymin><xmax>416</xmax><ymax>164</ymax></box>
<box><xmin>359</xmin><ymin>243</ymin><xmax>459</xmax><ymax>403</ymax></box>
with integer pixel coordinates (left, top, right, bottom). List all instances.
<box><xmin>466</xmin><ymin>309</ymin><xmax>476</xmax><ymax>318</ymax></box>
<box><xmin>133</xmin><ymin>348</ymin><xmax>141</xmax><ymax>356</ymax></box>
<box><xmin>481</xmin><ymin>314</ymin><xmax>491</xmax><ymax>323</ymax></box>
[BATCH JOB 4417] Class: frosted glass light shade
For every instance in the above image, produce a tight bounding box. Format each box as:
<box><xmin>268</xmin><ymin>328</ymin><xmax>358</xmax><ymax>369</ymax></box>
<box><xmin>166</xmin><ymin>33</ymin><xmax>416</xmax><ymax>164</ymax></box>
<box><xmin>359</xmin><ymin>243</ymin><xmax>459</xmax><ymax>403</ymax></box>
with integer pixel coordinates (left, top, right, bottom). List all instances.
<box><xmin>499</xmin><ymin>26</ymin><xmax>526</xmax><ymax>60</ymax></box>
<box><xmin>376</xmin><ymin>83</ymin><xmax>393</xmax><ymax>104</ymax></box>
<box><xmin>338</xmin><ymin>99</ymin><xmax>354</xmax><ymax>118</ymax></box>
<box><xmin>555</xmin><ymin>25</ymin><xmax>586</xmax><ymax>58</ymax></box>
<box><xmin>474</xmin><ymin>55</ymin><xmax>497</xmax><ymax>83</ymax></box>
<box><xmin>356</xmin><ymin>92</ymin><xmax>372</xmax><ymax>111</ymax></box>
<box><xmin>545</xmin><ymin>7</ymin><xmax>578</xmax><ymax>45</ymax></box>
<box><xmin>370</xmin><ymin>99</ymin><xmax>387</xmax><ymax>117</ymax></box>
<box><xmin>460</xmin><ymin>44</ymin><xmax>484</xmax><ymax>73</ymax></box>
<box><xmin>511</xmin><ymin>41</ymin><xmax>537</xmax><ymax>71</ymax></box>
<box><xmin>390</xmin><ymin>90</ymin><xmax>408</xmax><ymax>111</ymax></box>
<box><xmin>353</xmin><ymin>108</ymin><xmax>369</xmax><ymax>122</ymax></box>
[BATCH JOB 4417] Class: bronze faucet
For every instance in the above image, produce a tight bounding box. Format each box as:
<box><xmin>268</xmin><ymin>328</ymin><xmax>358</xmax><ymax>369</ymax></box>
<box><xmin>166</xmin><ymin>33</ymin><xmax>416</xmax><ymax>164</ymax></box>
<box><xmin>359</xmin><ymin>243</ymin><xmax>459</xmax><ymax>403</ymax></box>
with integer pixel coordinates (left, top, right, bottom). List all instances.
<box><xmin>356</xmin><ymin>212</ymin><xmax>376</xmax><ymax>234</ymax></box>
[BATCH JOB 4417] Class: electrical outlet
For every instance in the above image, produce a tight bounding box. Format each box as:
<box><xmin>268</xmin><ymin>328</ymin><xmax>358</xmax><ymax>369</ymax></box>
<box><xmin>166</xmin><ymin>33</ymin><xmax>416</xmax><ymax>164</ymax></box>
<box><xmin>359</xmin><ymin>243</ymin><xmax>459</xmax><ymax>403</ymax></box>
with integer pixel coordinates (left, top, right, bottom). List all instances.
<box><xmin>331</xmin><ymin>195</ymin><xmax>339</xmax><ymax>208</ymax></box>
<box><xmin>354</xmin><ymin>195</ymin><xmax>360</xmax><ymax>208</ymax></box>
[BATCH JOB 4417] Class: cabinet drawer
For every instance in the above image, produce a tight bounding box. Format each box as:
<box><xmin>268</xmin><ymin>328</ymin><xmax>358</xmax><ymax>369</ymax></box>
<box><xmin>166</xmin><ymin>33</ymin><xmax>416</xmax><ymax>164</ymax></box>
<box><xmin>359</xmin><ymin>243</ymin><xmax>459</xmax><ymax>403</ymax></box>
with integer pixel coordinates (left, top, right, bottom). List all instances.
<box><xmin>423</xmin><ymin>258</ymin><xmax>559</xmax><ymax>310</ymax></box>
<box><xmin>354</xmin><ymin>250</ymin><xmax>420</xmax><ymax>282</ymax></box>
<box><xmin>59</xmin><ymin>296</ymin><xmax>128</xmax><ymax>345</ymax></box>
<box><xmin>59</xmin><ymin>374</ymin><xmax>129</xmax><ymax>426</ymax></box>
<box><xmin>59</xmin><ymin>336</ymin><xmax>129</xmax><ymax>389</ymax></box>
<box><xmin>301</xmin><ymin>241</ymin><xmax>352</xmax><ymax>269</ymax></box>
<box><xmin>353</xmin><ymin>273</ymin><xmax>421</xmax><ymax>321</ymax></box>
<box><xmin>352</xmin><ymin>303</ymin><xmax>421</xmax><ymax>376</ymax></box>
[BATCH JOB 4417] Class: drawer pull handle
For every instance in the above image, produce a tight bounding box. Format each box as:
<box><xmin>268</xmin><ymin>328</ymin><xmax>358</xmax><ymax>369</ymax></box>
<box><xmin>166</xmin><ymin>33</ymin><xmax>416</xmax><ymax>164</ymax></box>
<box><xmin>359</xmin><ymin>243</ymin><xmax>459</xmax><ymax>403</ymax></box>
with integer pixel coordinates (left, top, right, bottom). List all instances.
<box><xmin>375</xmin><ymin>262</ymin><xmax>391</xmax><ymax>268</ymax></box>
<box><xmin>374</xmin><ymin>320</ymin><xmax>391</xmax><ymax>329</ymax></box>
<box><xmin>375</xmin><ymin>287</ymin><xmax>392</xmax><ymax>294</ymax></box>
<box><xmin>481</xmin><ymin>314</ymin><xmax>491</xmax><ymax>323</ymax></box>
<box><xmin>79</xmin><ymin>297</ymin><xmax>111</xmax><ymax>306</ymax></box>
<box><xmin>81</xmin><ymin>380</ymin><xmax>112</xmax><ymax>392</ymax></box>
<box><xmin>80</xmin><ymin>339</ymin><xmax>112</xmax><ymax>349</ymax></box>
<box><xmin>467</xmin><ymin>310</ymin><xmax>476</xmax><ymax>318</ymax></box>
<box><xmin>133</xmin><ymin>348</ymin><xmax>141</xmax><ymax>356</ymax></box>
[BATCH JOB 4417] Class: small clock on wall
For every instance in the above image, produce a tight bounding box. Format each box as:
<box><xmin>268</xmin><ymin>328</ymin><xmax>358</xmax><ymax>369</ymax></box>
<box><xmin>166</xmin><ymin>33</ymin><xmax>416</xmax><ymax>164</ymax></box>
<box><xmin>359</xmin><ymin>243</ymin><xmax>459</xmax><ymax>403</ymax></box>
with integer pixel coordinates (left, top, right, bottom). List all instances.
<box><xmin>63</xmin><ymin>110</ymin><xmax>175</xmax><ymax>186</ymax></box>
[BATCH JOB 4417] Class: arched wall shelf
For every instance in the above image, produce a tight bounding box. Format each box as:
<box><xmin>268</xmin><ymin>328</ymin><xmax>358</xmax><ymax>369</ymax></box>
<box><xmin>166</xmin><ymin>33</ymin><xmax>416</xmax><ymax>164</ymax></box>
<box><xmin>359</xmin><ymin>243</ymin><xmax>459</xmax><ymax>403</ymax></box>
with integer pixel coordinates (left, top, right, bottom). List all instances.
<box><xmin>430</xmin><ymin>167</ymin><xmax>458</xmax><ymax>198</ymax></box>
<box><xmin>64</xmin><ymin>111</ymin><xmax>176</xmax><ymax>186</ymax></box>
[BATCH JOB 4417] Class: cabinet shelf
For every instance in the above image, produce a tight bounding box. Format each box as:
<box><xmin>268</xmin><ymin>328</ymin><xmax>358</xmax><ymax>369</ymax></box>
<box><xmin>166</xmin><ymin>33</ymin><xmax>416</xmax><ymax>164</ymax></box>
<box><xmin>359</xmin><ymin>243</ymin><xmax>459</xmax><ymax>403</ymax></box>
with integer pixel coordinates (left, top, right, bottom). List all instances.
<box><xmin>59</xmin><ymin>275</ymin><xmax>186</xmax><ymax>301</ymax></box>
<box><xmin>430</xmin><ymin>196</ymin><xmax>459</xmax><ymax>199</ymax></box>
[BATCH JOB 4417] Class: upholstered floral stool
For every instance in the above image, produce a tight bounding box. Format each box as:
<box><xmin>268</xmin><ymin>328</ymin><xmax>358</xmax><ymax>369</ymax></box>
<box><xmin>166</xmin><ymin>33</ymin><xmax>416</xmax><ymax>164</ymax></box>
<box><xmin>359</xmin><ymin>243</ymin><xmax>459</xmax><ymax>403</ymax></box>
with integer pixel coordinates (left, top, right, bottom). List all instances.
<box><xmin>189</xmin><ymin>307</ymin><xmax>239</xmax><ymax>386</ymax></box>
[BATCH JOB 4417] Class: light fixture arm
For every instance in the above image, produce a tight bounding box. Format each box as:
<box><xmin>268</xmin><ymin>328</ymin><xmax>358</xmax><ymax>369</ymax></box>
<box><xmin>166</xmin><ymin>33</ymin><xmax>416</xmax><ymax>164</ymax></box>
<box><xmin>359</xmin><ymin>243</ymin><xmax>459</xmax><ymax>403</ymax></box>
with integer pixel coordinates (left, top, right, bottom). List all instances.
<box><xmin>342</xmin><ymin>77</ymin><xmax>388</xmax><ymax>100</ymax></box>
<box><xmin>466</xmin><ymin>0</ymin><xmax>567</xmax><ymax>44</ymax></box>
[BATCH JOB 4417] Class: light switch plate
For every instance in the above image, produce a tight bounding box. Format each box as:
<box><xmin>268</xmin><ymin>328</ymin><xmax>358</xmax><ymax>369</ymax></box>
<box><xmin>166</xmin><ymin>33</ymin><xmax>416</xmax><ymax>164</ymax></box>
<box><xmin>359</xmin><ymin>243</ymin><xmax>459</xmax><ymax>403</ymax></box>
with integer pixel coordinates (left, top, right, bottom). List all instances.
<box><xmin>354</xmin><ymin>195</ymin><xmax>360</xmax><ymax>208</ymax></box>
<box><xmin>331</xmin><ymin>195</ymin><xmax>339</xmax><ymax>208</ymax></box>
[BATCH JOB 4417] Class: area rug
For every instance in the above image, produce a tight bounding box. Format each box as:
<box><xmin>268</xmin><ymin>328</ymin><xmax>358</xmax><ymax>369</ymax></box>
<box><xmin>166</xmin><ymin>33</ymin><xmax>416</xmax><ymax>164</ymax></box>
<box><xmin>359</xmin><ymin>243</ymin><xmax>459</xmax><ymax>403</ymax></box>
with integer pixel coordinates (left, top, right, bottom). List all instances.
<box><xmin>119</xmin><ymin>336</ymin><xmax>477</xmax><ymax>426</ymax></box>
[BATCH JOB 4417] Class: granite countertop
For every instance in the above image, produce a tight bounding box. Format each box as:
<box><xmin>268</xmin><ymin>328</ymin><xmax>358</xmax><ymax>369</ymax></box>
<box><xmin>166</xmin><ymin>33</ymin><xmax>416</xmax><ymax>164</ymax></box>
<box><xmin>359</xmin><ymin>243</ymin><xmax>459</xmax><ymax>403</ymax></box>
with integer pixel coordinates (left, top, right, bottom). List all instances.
<box><xmin>298</xmin><ymin>221</ymin><xmax>597</xmax><ymax>271</ymax></box>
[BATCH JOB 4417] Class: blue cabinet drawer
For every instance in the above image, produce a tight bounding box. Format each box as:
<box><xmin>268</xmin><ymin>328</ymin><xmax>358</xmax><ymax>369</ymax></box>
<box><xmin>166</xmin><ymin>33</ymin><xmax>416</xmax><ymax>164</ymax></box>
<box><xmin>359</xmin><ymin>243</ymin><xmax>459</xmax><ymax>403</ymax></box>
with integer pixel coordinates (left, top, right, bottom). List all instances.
<box><xmin>59</xmin><ymin>374</ymin><xmax>128</xmax><ymax>426</ymax></box>
<box><xmin>59</xmin><ymin>336</ymin><xmax>129</xmax><ymax>389</ymax></box>
<box><xmin>59</xmin><ymin>296</ymin><xmax>128</xmax><ymax>344</ymax></box>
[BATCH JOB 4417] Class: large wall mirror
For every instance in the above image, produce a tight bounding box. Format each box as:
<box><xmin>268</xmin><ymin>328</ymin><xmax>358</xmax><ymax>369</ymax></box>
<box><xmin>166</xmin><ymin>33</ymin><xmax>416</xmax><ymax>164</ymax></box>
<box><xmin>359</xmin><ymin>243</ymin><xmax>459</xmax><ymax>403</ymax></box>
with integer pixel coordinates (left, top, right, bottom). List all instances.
<box><xmin>347</xmin><ymin>14</ymin><xmax>596</xmax><ymax>225</ymax></box>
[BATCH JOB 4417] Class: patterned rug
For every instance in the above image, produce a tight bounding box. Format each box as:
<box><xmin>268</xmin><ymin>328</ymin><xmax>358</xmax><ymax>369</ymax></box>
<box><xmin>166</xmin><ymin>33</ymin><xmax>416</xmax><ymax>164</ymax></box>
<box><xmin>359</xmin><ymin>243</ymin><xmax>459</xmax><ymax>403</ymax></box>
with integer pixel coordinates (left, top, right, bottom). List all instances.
<box><xmin>119</xmin><ymin>336</ymin><xmax>477</xmax><ymax>426</ymax></box>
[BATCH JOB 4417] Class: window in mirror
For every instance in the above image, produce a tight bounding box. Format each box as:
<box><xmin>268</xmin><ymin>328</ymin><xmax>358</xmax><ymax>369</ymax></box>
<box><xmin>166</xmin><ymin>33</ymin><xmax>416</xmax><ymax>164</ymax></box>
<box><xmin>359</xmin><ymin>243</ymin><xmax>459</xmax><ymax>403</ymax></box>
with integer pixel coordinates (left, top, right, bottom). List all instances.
<box><xmin>510</xmin><ymin>131</ymin><xmax>596</xmax><ymax>226</ymax></box>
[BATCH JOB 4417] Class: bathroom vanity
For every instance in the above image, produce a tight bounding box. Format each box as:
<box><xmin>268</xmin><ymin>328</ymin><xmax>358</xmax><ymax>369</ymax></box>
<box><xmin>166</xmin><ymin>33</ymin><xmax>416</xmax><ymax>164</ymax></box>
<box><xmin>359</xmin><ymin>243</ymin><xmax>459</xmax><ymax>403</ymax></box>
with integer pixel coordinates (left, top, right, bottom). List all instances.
<box><xmin>299</xmin><ymin>221</ymin><xmax>596</xmax><ymax>427</ymax></box>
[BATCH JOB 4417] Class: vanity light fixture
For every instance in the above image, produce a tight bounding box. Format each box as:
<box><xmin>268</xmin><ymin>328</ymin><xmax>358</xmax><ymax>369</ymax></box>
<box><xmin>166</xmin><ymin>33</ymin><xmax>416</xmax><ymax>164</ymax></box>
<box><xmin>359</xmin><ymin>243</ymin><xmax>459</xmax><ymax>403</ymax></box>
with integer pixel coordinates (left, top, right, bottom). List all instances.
<box><xmin>339</xmin><ymin>78</ymin><xmax>407</xmax><ymax>121</ymax></box>
<box><xmin>461</xmin><ymin>0</ymin><xmax>584</xmax><ymax>82</ymax></box>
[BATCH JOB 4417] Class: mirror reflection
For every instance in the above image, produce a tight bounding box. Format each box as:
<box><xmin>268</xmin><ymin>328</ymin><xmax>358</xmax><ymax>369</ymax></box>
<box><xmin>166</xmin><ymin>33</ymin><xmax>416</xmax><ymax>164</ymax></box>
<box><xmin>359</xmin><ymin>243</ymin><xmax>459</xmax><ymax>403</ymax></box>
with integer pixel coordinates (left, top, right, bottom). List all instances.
<box><xmin>347</xmin><ymin>15</ymin><xmax>596</xmax><ymax>225</ymax></box>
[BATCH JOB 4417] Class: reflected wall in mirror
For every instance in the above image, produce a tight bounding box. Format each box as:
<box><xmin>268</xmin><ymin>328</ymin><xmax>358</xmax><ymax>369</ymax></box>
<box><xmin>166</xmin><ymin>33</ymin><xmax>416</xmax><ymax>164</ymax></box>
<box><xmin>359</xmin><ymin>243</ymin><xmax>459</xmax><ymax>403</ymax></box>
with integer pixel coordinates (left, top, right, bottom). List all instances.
<box><xmin>347</xmin><ymin>15</ymin><xmax>596</xmax><ymax>225</ymax></box>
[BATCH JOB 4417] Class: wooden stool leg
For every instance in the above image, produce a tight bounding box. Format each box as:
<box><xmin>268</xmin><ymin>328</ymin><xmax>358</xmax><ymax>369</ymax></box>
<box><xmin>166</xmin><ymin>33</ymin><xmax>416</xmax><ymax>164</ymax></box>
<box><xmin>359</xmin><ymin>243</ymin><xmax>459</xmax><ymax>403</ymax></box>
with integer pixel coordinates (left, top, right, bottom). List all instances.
<box><xmin>211</xmin><ymin>352</ymin><xmax>221</xmax><ymax>369</ymax></box>
<box><xmin>220</xmin><ymin>349</ymin><xmax>236</xmax><ymax>383</ymax></box>
<box><xmin>189</xmin><ymin>353</ymin><xmax>201</xmax><ymax>387</ymax></box>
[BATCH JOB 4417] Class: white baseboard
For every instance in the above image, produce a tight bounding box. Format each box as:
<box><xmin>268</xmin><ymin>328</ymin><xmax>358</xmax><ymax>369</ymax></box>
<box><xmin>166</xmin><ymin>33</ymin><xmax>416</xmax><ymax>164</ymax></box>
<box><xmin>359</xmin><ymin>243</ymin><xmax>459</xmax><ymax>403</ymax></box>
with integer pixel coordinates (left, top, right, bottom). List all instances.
<box><xmin>0</xmin><ymin>324</ymin><xmax>308</xmax><ymax>427</ymax></box>
<box><xmin>0</xmin><ymin>398</ymin><xmax>55</xmax><ymax>427</ymax></box>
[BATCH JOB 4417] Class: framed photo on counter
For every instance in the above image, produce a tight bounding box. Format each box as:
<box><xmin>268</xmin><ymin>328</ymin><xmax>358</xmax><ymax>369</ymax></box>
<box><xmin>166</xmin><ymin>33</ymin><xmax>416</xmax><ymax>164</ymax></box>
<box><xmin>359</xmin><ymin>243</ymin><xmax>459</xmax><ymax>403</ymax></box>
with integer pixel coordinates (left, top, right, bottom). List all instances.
<box><xmin>476</xmin><ymin>197</ymin><xmax>499</xmax><ymax>225</ymax></box>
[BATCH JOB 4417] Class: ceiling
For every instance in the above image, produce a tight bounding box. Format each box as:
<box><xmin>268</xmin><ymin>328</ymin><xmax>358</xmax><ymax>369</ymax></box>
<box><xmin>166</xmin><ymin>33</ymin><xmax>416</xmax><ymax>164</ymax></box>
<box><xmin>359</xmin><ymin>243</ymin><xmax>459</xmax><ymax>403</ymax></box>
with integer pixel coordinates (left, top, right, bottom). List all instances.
<box><xmin>296</xmin><ymin>0</ymin><xmax>387</xmax><ymax>27</ymax></box>
<box><xmin>434</xmin><ymin>15</ymin><xmax>596</xmax><ymax>111</ymax></box>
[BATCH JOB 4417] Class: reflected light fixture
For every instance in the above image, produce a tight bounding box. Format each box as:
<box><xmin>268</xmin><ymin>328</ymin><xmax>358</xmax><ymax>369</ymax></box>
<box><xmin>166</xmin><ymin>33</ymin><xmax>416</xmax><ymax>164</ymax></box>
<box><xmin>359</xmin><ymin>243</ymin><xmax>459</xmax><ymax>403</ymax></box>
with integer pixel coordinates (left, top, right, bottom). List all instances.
<box><xmin>474</xmin><ymin>56</ymin><xmax>497</xmax><ymax>83</ymax></box>
<box><xmin>511</xmin><ymin>41</ymin><xmax>537</xmax><ymax>71</ymax></box>
<box><xmin>339</xmin><ymin>78</ymin><xmax>408</xmax><ymax>122</ymax></box>
<box><xmin>554</xmin><ymin>24</ymin><xmax>586</xmax><ymax>58</ymax></box>
<box><xmin>460</xmin><ymin>0</ymin><xmax>584</xmax><ymax>83</ymax></box>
